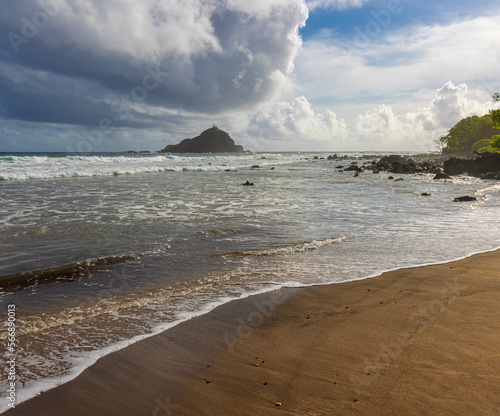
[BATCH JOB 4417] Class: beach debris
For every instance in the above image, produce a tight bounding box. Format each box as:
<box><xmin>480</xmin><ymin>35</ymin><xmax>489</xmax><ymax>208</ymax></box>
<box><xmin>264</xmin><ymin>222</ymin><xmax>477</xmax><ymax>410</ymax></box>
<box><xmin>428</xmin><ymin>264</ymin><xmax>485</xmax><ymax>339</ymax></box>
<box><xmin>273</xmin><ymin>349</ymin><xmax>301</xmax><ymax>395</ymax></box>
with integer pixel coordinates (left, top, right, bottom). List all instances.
<box><xmin>421</xmin><ymin>192</ymin><xmax>431</xmax><ymax>196</ymax></box>
<box><xmin>453</xmin><ymin>195</ymin><xmax>477</xmax><ymax>202</ymax></box>
<box><xmin>275</xmin><ymin>402</ymin><xmax>282</xmax><ymax>407</ymax></box>
<box><xmin>251</xmin><ymin>165</ymin><xmax>260</xmax><ymax>168</ymax></box>
<box><xmin>394</xmin><ymin>178</ymin><xmax>404</xmax><ymax>181</ymax></box>
<box><xmin>242</xmin><ymin>181</ymin><xmax>254</xmax><ymax>186</ymax></box>
<box><xmin>388</xmin><ymin>176</ymin><xmax>394</xmax><ymax>180</ymax></box>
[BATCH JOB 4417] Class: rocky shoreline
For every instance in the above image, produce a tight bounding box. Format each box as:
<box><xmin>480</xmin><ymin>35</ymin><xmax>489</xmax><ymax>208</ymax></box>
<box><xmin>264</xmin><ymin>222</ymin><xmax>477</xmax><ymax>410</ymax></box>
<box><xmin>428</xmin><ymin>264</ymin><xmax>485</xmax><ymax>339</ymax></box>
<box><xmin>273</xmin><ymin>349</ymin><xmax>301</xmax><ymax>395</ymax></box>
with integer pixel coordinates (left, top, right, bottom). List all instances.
<box><xmin>323</xmin><ymin>152</ymin><xmax>500</xmax><ymax>180</ymax></box>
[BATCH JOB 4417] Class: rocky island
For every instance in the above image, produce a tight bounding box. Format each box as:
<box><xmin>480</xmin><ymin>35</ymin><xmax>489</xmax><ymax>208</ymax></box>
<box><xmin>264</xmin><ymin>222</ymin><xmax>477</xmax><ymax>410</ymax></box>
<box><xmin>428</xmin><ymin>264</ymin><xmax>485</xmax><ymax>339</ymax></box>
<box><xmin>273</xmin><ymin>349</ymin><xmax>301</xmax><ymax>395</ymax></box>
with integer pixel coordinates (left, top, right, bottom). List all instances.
<box><xmin>158</xmin><ymin>127</ymin><xmax>245</xmax><ymax>153</ymax></box>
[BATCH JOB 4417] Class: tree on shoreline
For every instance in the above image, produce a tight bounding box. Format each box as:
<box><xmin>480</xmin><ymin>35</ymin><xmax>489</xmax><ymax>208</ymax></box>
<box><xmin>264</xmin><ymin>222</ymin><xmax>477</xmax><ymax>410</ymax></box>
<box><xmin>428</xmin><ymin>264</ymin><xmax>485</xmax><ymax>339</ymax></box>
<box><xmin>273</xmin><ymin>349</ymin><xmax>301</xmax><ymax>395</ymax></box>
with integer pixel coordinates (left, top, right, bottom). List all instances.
<box><xmin>439</xmin><ymin>93</ymin><xmax>500</xmax><ymax>154</ymax></box>
<box><xmin>439</xmin><ymin>114</ymin><xmax>496</xmax><ymax>154</ymax></box>
<box><xmin>473</xmin><ymin>94</ymin><xmax>500</xmax><ymax>153</ymax></box>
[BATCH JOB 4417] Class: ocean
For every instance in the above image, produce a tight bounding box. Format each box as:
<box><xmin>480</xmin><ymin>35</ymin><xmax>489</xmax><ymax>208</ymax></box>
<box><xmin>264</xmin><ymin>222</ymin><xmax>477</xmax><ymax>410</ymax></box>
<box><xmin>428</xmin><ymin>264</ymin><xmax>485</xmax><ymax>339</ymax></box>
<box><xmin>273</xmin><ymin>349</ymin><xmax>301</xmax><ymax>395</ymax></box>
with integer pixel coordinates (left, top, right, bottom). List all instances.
<box><xmin>1</xmin><ymin>151</ymin><xmax>499</xmax><ymax>411</ymax></box>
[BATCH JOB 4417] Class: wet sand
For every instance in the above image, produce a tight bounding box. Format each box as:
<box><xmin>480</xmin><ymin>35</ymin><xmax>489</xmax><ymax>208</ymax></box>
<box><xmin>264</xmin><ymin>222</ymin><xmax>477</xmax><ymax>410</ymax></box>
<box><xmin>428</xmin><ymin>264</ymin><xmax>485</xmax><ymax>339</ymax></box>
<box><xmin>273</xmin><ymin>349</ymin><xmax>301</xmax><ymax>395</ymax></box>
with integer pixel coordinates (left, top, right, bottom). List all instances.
<box><xmin>7</xmin><ymin>249</ymin><xmax>500</xmax><ymax>416</ymax></box>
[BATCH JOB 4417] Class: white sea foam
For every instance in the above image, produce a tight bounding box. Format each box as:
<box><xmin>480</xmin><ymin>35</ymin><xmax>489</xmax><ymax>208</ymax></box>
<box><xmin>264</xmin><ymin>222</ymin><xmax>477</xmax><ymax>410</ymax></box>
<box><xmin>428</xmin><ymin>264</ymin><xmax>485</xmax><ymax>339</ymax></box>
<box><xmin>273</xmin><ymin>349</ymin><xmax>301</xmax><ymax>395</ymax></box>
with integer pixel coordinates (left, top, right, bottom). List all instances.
<box><xmin>0</xmin><ymin>153</ymin><xmax>307</xmax><ymax>181</ymax></box>
<box><xmin>0</xmin><ymin>283</ymin><xmax>289</xmax><ymax>413</ymax></box>
<box><xmin>222</xmin><ymin>237</ymin><xmax>347</xmax><ymax>256</ymax></box>
<box><xmin>1</xmin><ymin>150</ymin><xmax>499</xmax><ymax>413</ymax></box>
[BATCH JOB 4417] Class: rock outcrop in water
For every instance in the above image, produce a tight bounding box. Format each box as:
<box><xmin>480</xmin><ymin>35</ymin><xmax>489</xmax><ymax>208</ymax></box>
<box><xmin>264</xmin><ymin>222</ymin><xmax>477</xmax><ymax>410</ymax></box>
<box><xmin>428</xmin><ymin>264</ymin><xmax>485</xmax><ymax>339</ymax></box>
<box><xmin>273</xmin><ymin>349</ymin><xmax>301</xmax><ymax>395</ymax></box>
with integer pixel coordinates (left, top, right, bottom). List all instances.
<box><xmin>158</xmin><ymin>127</ymin><xmax>245</xmax><ymax>154</ymax></box>
<box><xmin>352</xmin><ymin>155</ymin><xmax>443</xmax><ymax>176</ymax></box>
<box><xmin>353</xmin><ymin>153</ymin><xmax>500</xmax><ymax>180</ymax></box>
<box><xmin>453</xmin><ymin>195</ymin><xmax>477</xmax><ymax>202</ymax></box>
<box><xmin>443</xmin><ymin>153</ymin><xmax>500</xmax><ymax>179</ymax></box>
<box><xmin>433</xmin><ymin>171</ymin><xmax>452</xmax><ymax>180</ymax></box>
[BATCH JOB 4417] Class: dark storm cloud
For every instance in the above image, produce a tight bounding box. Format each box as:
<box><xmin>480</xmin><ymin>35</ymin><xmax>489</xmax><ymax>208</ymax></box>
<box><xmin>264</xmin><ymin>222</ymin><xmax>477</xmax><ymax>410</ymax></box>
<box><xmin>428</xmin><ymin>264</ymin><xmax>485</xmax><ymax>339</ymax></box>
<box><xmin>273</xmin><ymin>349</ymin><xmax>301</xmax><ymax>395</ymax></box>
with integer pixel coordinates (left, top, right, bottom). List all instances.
<box><xmin>0</xmin><ymin>0</ymin><xmax>308</xmax><ymax>128</ymax></box>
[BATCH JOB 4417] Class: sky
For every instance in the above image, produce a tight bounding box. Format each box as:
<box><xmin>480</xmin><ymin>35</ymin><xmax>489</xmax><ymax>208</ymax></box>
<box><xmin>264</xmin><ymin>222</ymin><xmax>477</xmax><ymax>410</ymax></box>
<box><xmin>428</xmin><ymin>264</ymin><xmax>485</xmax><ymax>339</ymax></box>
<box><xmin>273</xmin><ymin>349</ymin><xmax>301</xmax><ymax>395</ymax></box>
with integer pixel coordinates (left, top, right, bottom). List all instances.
<box><xmin>1</xmin><ymin>0</ymin><xmax>500</xmax><ymax>152</ymax></box>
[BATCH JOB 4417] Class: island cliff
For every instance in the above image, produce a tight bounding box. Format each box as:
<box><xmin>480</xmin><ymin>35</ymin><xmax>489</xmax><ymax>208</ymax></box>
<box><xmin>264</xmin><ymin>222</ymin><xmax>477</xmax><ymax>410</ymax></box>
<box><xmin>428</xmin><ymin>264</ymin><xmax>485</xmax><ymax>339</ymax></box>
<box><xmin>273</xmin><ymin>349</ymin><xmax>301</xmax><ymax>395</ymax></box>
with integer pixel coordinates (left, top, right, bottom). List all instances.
<box><xmin>158</xmin><ymin>127</ymin><xmax>244</xmax><ymax>153</ymax></box>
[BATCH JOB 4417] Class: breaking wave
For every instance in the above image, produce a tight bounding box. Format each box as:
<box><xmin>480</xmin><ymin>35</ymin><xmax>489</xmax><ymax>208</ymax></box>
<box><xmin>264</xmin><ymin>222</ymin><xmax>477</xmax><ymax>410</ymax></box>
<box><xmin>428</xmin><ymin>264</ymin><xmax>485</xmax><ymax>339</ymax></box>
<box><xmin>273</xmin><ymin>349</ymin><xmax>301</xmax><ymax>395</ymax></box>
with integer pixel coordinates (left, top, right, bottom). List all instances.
<box><xmin>0</xmin><ymin>254</ymin><xmax>136</xmax><ymax>291</ymax></box>
<box><xmin>219</xmin><ymin>237</ymin><xmax>347</xmax><ymax>257</ymax></box>
<box><xmin>0</xmin><ymin>153</ymin><xmax>298</xmax><ymax>181</ymax></box>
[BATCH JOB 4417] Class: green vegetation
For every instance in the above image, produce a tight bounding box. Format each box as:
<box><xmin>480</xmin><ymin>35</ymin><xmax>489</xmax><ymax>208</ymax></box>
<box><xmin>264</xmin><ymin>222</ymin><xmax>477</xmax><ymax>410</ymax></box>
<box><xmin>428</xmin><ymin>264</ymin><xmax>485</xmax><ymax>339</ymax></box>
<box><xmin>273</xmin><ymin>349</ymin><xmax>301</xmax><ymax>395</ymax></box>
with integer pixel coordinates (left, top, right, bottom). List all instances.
<box><xmin>438</xmin><ymin>113</ymin><xmax>497</xmax><ymax>154</ymax></box>
<box><xmin>472</xmin><ymin>110</ymin><xmax>500</xmax><ymax>153</ymax></box>
<box><xmin>439</xmin><ymin>93</ymin><xmax>500</xmax><ymax>154</ymax></box>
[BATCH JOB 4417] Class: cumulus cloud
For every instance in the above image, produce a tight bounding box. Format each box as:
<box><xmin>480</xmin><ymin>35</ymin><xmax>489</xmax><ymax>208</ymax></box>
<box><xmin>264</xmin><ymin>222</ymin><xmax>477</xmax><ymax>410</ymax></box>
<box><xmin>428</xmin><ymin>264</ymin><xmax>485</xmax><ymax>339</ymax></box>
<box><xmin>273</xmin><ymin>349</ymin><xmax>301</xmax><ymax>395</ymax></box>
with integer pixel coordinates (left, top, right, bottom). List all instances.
<box><xmin>290</xmin><ymin>14</ymin><xmax>500</xmax><ymax>150</ymax></box>
<box><xmin>0</xmin><ymin>0</ymin><xmax>308</xmax><ymax>128</ymax></box>
<box><xmin>352</xmin><ymin>81</ymin><xmax>500</xmax><ymax>150</ymax></box>
<box><xmin>413</xmin><ymin>81</ymin><xmax>497</xmax><ymax>131</ymax></box>
<box><xmin>3</xmin><ymin>1</ymin><xmax>499</xmax><ymax>153</ymax></box>
<box><xmin>295</xmin><ymin>15</ymin><xmax>500</xmax><ymax>112</ymax></box>
<box><xmin>306</xmin><ymin>0</ymin><xmax>368</xmax><ymax>11</ymax></box>
<box><xmin>353</xmin><ymin>104</ymin><xmax>433</xmax><ymax>151</ymax></box>
<box><xmin>249</xmin><ymin>95</ymin><xmax>348</xmax><ymax>148</ymax></box>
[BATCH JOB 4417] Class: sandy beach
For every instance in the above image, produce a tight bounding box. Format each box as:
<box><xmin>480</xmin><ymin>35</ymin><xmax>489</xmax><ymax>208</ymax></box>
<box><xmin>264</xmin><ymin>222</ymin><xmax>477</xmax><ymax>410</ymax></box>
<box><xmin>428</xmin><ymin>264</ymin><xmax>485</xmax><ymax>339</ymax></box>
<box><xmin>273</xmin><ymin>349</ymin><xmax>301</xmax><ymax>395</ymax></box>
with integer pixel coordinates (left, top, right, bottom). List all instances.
<box><xmin>4</xmin><ymin>0</ymin><xmax>500</xmax><ymax>414</ymax></box>
<box><xmin>7</xmin><ymin>249</ymin><xmax>500</xmax><ymax>416</ymax></box>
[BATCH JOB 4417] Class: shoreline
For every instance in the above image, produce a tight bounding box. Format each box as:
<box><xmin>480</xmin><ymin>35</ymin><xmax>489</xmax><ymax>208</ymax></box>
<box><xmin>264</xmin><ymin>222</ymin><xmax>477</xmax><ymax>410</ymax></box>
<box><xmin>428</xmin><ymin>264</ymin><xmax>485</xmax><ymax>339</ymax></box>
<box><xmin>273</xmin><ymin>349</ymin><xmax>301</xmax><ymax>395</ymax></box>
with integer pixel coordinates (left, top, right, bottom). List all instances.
<box><xmin>5</xmin><ymin>248</ymin><xmax>500</xmax><ymax>415</ymax></box>
<box><xmin>2</xmin><ymin>246</ymin><xmax>498</xmax><ymax>412</ymax></box>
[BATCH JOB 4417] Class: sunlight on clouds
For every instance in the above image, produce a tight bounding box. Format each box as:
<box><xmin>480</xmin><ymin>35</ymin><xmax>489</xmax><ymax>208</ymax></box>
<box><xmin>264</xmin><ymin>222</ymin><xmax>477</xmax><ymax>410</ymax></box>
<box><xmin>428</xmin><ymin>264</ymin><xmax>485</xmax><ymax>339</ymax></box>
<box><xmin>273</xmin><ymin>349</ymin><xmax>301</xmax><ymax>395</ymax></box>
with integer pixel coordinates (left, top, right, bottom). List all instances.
<box><xmin>250</xmin><ymin>96</ymin><xmax>348</xmax><ymax>144</ymax></box>
<box><xmin>2</xmin><ymin>0</ymin><xmax>499</xmax><ymax>151</ymax></box>
<box><xmin>225</xmin><ymin>0</ymin><xmax>308</xmax><ymax>19</ymax></box>
<box><xmin>291</xmin><ymin>14</ymin><xmax>500</xmax><ymax>149</ymax></box>
<box><xmin>297</xmin><ymin>15</ymin><xmax>500</xmax><ymax>107</ymax></box>
<box><xmin>352</xmin><ymin>81</ymin><xmax>500</xmax><ymax>150</ymax></box>
<box><xmin>55</xmin><ymin>0</ymin><xmax>222</xmax><ymax>59</ymax></box>
<box><xmin>306</xmin><ymin>0</ymin><xmax>368</xmax><ymax>12</ymax></box>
